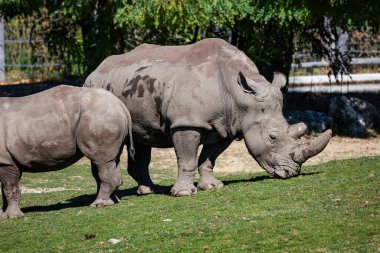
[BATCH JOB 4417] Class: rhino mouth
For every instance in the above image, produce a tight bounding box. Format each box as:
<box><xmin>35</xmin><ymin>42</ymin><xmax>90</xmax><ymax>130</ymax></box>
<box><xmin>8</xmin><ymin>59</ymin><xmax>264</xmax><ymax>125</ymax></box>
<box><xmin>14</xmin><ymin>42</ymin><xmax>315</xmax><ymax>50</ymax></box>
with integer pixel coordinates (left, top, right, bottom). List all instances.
<box><xmin>273</xmin><ymin>164</ymin><xmax>300</xmax><ymax>179</ymax></box>
<box><xmin>258</xmin><ymin>159</ymin><xmax>300</xmax><ymax>179</ymax></box>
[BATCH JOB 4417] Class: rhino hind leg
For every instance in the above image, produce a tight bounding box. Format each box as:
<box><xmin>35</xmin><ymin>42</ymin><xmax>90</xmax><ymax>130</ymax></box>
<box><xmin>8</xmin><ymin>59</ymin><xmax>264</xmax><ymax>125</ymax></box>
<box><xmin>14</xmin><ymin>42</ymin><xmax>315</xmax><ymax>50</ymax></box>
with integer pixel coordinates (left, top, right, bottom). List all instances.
<box><xmin>0</xmin><ymin>166</ymin><xmax>24</xmax><ymax>219</ymax></box>
<box><xmin>170</xmin><ymin>128</ymin><xmax>201</xmax><ymax>196</ymax></box>
<box><xmin>197</xmin><ymin>140</ymin><xmax>232</xmax><ymax>191</ymax></box>
<box><xmin>91</xmin><ymin>162</ymin><xmax>101</xmax><ymax>196</ymax></box>
<box><xmin>127</xmin><ymin>144</ymin><xmax>155</xmax><ymax>195</ymax></box>
<box><xmin>90</xmin><ymin>160</ymin><xmax>123</xmax><ymax>207</ymax></box>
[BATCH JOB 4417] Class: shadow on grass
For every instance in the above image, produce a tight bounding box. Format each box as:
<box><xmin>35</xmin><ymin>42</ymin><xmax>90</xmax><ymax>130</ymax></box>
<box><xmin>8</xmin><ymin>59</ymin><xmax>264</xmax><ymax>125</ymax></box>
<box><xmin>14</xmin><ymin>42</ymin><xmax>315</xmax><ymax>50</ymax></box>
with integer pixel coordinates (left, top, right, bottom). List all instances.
<box><xmin>22</xmin><ymin>172</ymin><xmax>321</xmax><ymax>213</ymax></box>
<box><xmin>222</xmin><ymin>175</ymin><xmax>273</xmax><ymax>186</ymax></box>
<box><xmin>222</xmin><ymin>171</ymin><xmax>322</xmax><ymax>186</ymax></box>
<box><xmin>21</xmin><ymin>185</ymin><xmax>172</xmax><ymax>214</ymax></box>
<box><xmin>22</xmin><ymin>194</ymin><xmax>96</xmax><ymax>213</ymax></box>
<box><xmin>300</xmin><ymin>171</ymin><xmax>323</xmax><ymax>176</ymax></box>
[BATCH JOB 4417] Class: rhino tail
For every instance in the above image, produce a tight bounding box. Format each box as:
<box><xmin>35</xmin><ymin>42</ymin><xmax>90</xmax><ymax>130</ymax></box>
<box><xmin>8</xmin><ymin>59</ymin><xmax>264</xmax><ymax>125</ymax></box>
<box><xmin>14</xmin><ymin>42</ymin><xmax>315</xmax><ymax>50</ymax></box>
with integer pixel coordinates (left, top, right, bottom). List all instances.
<box><xmin>119</xmin><ymin>100</ymin><xmax>135</xmax><ymax>160</ymax></box>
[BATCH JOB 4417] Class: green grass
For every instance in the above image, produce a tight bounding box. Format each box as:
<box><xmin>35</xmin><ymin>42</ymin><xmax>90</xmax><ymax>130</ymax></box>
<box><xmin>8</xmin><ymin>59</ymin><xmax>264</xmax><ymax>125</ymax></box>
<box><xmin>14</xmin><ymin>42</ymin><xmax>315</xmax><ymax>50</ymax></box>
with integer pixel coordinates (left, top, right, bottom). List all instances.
<box><xmin>0</xmin><ymin>157</ymin><xmax>379</xmax><ymax>253</ymax></box>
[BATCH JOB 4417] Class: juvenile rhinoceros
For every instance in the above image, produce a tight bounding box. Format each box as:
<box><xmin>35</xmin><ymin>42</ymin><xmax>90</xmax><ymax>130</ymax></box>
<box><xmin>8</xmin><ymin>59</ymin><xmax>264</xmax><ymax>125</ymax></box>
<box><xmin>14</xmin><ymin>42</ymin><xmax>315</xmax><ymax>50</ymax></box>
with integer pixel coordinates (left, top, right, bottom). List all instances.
<box><xmin>84</xmin><ymin>38</ymin><xmax>331</xmax><ymax>196</ymax></box>
<box><xmin>0</xmin><ymin>85</ymin><xmax>134</xmax><ymax>219</ymax></box>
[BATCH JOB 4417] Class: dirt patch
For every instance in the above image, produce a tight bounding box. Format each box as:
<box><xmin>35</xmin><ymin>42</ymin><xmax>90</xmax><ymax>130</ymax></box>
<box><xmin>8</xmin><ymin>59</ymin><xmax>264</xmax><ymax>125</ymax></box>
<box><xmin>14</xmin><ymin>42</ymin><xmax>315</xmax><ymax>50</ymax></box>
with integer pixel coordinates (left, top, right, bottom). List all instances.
<box><xmin>20</xmin><ymin>187</ymin><xmax>80</xmax><ymax>194</ymax></box>
<box><xmin>218</xmin><ymin>136</ymin><xmax>380</xmax><ymax>173</ymax></box>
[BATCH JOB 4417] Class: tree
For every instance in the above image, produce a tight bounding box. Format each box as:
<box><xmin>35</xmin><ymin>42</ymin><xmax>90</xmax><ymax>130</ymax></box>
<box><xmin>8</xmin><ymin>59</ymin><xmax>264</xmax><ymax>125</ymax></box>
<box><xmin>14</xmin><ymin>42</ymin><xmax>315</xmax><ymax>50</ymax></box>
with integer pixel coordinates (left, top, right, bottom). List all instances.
<box><xmin>0</xmin><ymin>0</ymin><xmax>126</xmax><ymax>74</ymax></box>
<box><xmin>1</xmin><ymin>0</ymin><xmax>379</xmax><ymax>79</ymax></box>
<box><xmin>44</xmin><ymin>0</ymin><xmax>126</xmax><ymax>73</ymax></box>
<box><xmin>114</xmin><ymin>0</ymin><xmax>380</xmax><ymax>82</ymax></box>
<box><xmin>114</xmin><ymin>0</ymin><xmax>240</xmax><ymax>45</ymax></box>
<box><xmin>0</xmin><ymin>15</ymin><xmax>4</xmax><ymax>81</ymax></box>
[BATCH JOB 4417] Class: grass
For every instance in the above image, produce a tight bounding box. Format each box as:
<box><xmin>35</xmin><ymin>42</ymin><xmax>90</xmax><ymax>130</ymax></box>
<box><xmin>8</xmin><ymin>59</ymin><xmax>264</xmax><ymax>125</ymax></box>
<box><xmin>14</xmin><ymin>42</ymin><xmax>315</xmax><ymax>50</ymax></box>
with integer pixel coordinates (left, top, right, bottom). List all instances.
<box><xmin>0</xmin><ymin>156</ymin><xmax>379</xmax><ymax>253</ymax></box>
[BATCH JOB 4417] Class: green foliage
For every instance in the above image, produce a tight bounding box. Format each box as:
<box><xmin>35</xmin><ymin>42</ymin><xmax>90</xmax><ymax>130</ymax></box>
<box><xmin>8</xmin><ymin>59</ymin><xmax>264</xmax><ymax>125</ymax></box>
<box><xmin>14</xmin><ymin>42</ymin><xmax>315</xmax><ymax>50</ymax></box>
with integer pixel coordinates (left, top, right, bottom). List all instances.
<box><xmin>2</xmin><ymin>13</ymin><xmax>82</xmax><ymax>81</ymax></box>
<box><xmin>0</xmin><ymin>0</ymin><xmax>44</xmax><ymax>18</ymax></box>
<box><xmin>0</xmin><ymin>0</ymin><xmax>379</xmax><ymax>79</ymax></box>
<box><xmin>43</xmin><ymin>0</ymin><xmax>125</xmax><ymax>73</ymax></box>
<box><xmin>113</xmin><ymin>0</ymin><xmax>378</xmax><ymax>80</ymax></box>
<box><xmin>0</xmin><ymin>157</ymin><xmax>379</xmax><ymax>252</ymax></box>
<box><xmin>115</xmin><ymin>0</ymin><xmax>238</xmax><ymax>30</ymax></box>
<box><xmin>114</xmin><ymin>0</ymin><xmax>241</xmax><ymax>45</ymax></box>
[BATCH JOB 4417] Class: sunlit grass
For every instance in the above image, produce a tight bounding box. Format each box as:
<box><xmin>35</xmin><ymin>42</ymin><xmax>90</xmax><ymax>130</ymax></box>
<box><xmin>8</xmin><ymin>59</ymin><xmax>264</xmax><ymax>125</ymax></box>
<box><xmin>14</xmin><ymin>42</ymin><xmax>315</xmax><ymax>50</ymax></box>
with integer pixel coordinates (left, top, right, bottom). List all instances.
<box><xmin>0</xmin><ymin>157</ymin><xmax>378</xmax><ymax>252</ymax></box>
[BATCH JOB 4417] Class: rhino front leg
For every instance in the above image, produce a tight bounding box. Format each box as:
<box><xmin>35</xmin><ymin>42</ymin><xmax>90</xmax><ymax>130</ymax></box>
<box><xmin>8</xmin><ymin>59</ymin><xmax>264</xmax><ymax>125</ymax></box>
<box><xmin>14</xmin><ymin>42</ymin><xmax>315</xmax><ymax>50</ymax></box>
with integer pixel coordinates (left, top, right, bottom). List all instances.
<box><xmin>127</xmin><ymin>144</ymin><xmax>155</xmax><ymax>195</ymax></box>
<box><xmin>171</xmin><ymin>128</ymin><xmax>201</xmax><ymax>196</ymax></box>
<box><xmin>197</xmin><ymin>139</ymin><xmax>232</xmax><ymax>191</ymax></box>
<box><xmin>90</xmin><ymin>160</ymin><xmax>123</xmax><ymax>207</ymax></box>
<box><xmin>0</xmin><ymin>166</ymin><xmax>23</xmax><ymax>219</ymax></box>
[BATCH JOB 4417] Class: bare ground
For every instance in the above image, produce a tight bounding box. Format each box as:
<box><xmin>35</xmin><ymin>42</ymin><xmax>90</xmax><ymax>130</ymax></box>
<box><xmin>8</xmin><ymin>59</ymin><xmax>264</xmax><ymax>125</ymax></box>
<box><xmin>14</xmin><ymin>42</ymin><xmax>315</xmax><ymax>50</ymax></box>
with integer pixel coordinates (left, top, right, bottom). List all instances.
<box><xmin>108</xmin><ymin>135</ymin><xmax>380</xmax><ymax>175</ymax></box>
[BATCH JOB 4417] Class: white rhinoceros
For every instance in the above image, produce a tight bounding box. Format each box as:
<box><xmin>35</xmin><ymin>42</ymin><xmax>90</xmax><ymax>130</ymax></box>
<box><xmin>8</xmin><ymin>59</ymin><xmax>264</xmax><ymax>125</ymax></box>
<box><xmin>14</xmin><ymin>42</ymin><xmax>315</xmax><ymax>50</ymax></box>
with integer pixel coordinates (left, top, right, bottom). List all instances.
<box><xmin>0</xmin><ymin>85</ymin><xmax>134</xmax><ymax>218</ymax></box>
<box><xmin>84</xmin><ymin>38</ymin><xmax>331</xmax><ymax>197</ymax></box>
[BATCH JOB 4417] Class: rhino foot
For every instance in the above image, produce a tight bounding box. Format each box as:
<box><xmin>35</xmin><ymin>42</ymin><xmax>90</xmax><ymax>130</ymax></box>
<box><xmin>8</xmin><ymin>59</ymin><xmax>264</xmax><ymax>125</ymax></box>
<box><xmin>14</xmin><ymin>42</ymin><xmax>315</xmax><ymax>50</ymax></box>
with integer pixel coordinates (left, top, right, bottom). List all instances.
<box><xmin>90</xmin><ymin>198</ymin><xmax>116</xmax><ymax>207</ymax></box>
<box><xmin>198</xmin><ymin>177</ymin><xmax>224</xmax><ymax>191</ymax></box>
<box><xmin>137</xmin><ymin>185</ymin><xmax>154</xmax><ymax>195</ymax></box>
<box><xmin>170</xmin><ymin>182</ymin><xmax>197</xmax><ymax>197</ymax></box>
<box><xmin>4</xmin><ymin>207</ymin><xmax>24</xmax><ymax>219</ymax></box>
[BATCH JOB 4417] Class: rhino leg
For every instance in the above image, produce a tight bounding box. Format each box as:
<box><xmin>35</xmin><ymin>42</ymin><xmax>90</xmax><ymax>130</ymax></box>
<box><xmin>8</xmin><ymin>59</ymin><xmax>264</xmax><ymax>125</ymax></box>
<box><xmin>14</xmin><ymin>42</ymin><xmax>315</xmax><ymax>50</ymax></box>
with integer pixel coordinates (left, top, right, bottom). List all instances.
<box><xmin>91</xmin><ymin>162</ymin><xmax>101</xmax><ymax>196</ymax></box>
<box><xmin>0</xmin><ymin>166</ymin><xmax>24</xmax><ymax>219</ymax></box>
<box><xmin>127</xmin><ymin>144</ymin><xmax>155</xmax><ymax>195</ymax></box>
<box><xmin>90</xmin><ymin>160</ymin><xmax>123</xmax><ymax>207</ymax></box>
<box><xmin>197</xmin><ymin>139</ymin><xmax>232</xmax><ymax>191</ymax></box>
<box><xmin>171</xmin><ymin>128</ymin><xmax>201</xmax><ymax>196</ymax></box>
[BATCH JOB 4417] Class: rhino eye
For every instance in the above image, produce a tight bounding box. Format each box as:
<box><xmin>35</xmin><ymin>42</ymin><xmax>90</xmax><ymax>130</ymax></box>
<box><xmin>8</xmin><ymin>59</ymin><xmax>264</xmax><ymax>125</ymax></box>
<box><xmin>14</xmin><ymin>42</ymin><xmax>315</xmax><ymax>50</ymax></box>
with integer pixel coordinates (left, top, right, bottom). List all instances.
<box><xmin>269</xmin><ymin>134</ymin><xmax>277</xmax><ymax>141</ymax></box>
<box><xmin>267</xmin><ymin>132</ymin><xmax>280</xmax><ymax>145</ymax></box>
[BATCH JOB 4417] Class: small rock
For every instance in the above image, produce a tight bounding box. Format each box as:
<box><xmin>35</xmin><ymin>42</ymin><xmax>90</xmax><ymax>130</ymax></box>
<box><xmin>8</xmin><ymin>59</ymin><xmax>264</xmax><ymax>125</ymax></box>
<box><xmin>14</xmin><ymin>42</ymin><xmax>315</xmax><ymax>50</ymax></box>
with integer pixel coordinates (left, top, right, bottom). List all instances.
<box><xmin>329</xmin><ymin>96</ymin><xmax>379</xmax><ymax>137</ymax></box>
<box><xmin>108</xmin><ymin>238</ymin><xmax>123</xmax><ymax>244</ymax></box>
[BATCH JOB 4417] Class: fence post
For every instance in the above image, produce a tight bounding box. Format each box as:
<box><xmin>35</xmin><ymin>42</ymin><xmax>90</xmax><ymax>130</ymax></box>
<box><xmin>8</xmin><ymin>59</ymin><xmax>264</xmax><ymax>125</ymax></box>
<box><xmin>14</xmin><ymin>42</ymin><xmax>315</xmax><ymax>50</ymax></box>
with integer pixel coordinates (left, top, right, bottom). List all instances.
<box><xmin>0</xmin><ymin>16</ymin><xmax>5</xmax><ymax>82</ymax></box>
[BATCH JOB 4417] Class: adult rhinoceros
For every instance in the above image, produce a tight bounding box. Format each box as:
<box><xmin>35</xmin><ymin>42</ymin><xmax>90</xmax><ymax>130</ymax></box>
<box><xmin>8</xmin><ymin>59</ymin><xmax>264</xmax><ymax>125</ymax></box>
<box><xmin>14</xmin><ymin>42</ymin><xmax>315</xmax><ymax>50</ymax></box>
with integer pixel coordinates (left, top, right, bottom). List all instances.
<box><xmin>84</xmin><ymin>38</ymin><xmax>331</xmax><ymax>197</ymax></box>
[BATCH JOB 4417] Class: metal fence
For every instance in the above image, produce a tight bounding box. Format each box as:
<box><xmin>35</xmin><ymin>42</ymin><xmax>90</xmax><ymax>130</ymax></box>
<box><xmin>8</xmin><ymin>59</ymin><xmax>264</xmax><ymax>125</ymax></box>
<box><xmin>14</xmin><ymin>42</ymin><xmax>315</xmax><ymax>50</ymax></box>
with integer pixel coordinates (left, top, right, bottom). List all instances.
<box><xmin>1</xmin><ymin>16</ymin><xmax>65</xmax><ymax>83</ymax></box>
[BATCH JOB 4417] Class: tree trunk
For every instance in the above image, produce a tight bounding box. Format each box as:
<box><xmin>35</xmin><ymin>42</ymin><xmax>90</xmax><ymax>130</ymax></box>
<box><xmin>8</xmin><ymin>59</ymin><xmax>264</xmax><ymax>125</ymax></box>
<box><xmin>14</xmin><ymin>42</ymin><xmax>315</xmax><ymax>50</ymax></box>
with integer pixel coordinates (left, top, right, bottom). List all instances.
<box><xmin>191</xmin><ymin>25</ymin><xmax>199</xmax><ymax>43</ymax></box>
<box><xmin>230</xmin><ymin>30</ymin><xmax>238</xmax><ymax>46</ymax></box>
<box><xmin>80</xmin><ymin>1</ymin><xmax>120</xmax><ymax>74</ymax></box>
<box><xmin>0</xmin><ymin>16</ymin><xmax>5</xmax><ymax>82</ymax></box>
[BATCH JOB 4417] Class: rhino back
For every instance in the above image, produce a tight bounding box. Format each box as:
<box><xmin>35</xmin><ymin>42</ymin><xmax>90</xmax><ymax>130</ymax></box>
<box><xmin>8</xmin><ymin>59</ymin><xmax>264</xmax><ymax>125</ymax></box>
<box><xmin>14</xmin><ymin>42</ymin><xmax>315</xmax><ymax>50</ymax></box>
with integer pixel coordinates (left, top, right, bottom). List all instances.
<box><xmin>85</xmin><ymin>58</ymin><xmax>224</xmax><ymax>146</ymax></box>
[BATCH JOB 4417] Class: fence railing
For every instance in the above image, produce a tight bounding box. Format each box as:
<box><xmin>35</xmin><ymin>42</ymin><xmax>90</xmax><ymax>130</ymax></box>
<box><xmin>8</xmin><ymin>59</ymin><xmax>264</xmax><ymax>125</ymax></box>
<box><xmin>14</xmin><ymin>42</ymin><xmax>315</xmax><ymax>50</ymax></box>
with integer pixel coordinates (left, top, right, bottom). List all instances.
<box><xmin>1</xmin><ymin>16</ymin><xmax>66</xmax><ymax>83</ymax></box>
<box><xmin>291</xmin><ymin>57</ymin><xmax>380</xmax><ymax>69</ymax></box>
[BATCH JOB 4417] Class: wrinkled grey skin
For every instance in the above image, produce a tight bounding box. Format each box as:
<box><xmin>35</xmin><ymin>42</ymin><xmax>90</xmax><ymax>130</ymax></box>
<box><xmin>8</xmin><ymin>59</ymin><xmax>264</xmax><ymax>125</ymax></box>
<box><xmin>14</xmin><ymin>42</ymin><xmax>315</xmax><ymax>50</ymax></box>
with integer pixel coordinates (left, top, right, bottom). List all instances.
<box><xmin>84</xmin><ymin>38</ymin><xmax>331</xmax><ymax>196</ymax></box>
<box><xmin>0</xmin><ymin>85</ymin><xmax>134</xmax><ymax>219</ymax></box>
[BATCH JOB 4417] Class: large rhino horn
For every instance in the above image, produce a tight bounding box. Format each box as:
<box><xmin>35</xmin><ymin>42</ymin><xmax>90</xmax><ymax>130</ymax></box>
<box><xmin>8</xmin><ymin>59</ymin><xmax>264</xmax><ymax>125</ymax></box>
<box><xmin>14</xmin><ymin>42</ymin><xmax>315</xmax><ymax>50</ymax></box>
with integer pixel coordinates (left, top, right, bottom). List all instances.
<box><xmin>291</xmin><ymin>129</ymin><xmax>332</xmax><ymax>164</ymax></box>
<box><xmin>289</xmin><ymin>123</ymin><xmax>308</xmax><ymax>139</ymax></box>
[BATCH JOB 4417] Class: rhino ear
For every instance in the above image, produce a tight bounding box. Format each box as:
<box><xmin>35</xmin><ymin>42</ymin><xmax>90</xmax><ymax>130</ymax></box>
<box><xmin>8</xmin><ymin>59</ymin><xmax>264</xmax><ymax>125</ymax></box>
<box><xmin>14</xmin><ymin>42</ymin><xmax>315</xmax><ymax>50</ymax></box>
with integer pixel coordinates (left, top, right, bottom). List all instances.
<box><xmin>272</xmin><ymin>72</ymin><xmax>286</xmax><ymax>89</ymax></box>
<box><xmin>237</xmin><ymin>72</ymin><xmax>260</xmax><ymax>95</ymax></box>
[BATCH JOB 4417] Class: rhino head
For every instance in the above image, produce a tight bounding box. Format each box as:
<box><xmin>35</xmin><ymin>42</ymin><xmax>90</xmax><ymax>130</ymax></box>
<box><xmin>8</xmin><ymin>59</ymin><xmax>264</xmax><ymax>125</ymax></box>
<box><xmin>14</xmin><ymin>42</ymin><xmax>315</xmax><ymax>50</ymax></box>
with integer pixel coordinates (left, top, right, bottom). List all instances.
<box><xmin>237</xmin><ymin>72</ymin><xmax>331</xmax><ymax>178</ymax></box>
